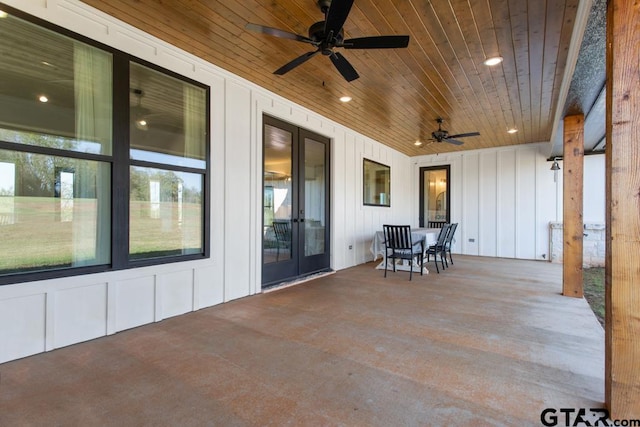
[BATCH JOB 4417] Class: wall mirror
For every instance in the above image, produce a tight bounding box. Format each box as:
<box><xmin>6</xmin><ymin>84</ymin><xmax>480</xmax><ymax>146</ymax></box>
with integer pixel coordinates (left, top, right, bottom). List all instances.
<box><xmin>363</xmin><ymin>158</ymin><xmax>390</xmax><ymax>207</ymax></box>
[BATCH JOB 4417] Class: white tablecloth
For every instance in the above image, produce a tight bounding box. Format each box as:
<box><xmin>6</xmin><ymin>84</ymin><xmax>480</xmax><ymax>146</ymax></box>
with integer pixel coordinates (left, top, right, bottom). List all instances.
<box><xmin>370</xmin><ymin>228</ymin><xmax>441</xmax><ymax>261</ymax></box>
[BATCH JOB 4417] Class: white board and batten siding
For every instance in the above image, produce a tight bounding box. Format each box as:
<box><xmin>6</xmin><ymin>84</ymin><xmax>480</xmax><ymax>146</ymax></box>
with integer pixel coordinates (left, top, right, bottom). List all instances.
<box><xmin>414</xmin><ymin>143</ymin><xmax>562</xmax><ymax>261</ymax></box>
<box><xmin>0</xmin><ymin>0</ymin><xmax>606</xmax><ymax>365</ymax></box>
<box><xmin>0</xmin><ymin>0</ymin><xmax>414</xmax><ymax>364</ymax></box>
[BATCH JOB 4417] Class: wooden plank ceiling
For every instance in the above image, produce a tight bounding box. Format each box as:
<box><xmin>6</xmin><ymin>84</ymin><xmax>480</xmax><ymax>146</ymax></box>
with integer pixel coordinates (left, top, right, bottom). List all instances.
<box><xmin>80</xmin><ymin>0</ymin><xmax>580</xmax><ymax>156</ymax></box>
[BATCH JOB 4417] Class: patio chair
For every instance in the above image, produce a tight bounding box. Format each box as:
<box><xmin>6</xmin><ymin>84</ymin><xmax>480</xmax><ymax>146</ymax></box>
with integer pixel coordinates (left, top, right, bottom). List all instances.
<box><xmin>443</xmin><ymin>223</ymin><xmax>458</xmax><ymax>266</ymax></box>
<box><xmin>426</xmin><ymin>224</ymin><xmax>449</xmax><ymax>273</ymax></box>
<box><xmin>272</xmin><ymin>220</ymin><xmax>291</xmax><ymax>261</ymax></box>
<box><xmin>428</xmin><ymin>221</ymin><xmax>447</xmax><ymax>228</ymax></box>
<box><xmin>383</xmin><ymin>224</ymin><xmax>424</xmax><ymax>280</ymax></box>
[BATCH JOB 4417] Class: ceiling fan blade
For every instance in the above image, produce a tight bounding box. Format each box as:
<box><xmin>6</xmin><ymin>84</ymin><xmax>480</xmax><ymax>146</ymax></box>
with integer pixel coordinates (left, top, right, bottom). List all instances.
<box><xmin>342</xmin><ymin>35</ymin><xmax>410</xmax><ymax>49</ymax></box>
<box><xmin>245</xmin><ymin>23</ymin><xmax>315</xmax><ymax>44</ymax></box>
<box><xmin>329</xmin><ymin>51</ymin><xmax>359</xmax><ymax>82</ymax></box>
<box><xmin>324</xmin><ymin>0</ymin><xmax>354</xmax><ymax>37</ymax></box>
<box><xmin>274</xmin><ymin>49</ymin><xmax>321</xmax><ymax>75</ymax></box>
<box><xmin>448</xmin><ymin>131</ymin><xmax>480</xmax><ymax>138</ymax></box>
<box><xmin>445</xmin><ymin>138</ymin><xmax>465</xmax><ymax>146</ymax></box>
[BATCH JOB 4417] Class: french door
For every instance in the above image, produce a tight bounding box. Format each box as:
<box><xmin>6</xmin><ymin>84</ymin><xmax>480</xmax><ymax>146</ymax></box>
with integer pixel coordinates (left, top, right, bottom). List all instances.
<box><xmin>419</xmin><ymin>165</ymin><xmax>450</xmax><ymax>228</ymax></box>
<box><xmin>262</xmin><ymin>115</ymin><xmax>330</xmax><ymax>287</ymax></box>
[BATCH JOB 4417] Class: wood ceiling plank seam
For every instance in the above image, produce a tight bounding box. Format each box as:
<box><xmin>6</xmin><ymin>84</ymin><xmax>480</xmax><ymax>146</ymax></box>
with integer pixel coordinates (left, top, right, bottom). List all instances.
<box><xmin>508</xmin><ymin>0</ymin><xmax>534</xmax><ymax>144</ymax></box>
<box><xmin>83</xmin><ymin>0</ymin><xmax>259</xmax><ymax>71</ymax></box>
<box><xmin>357</xmin><ymin>0</ymin><xmax>461</xmax><ymax>144</ymax></box>
<box><xmin>368</xmin><ymin>2</ymin><xmax>468</xmax><ymax>124</ymax></box>
<box><xmin>342</xmin><ymin>46</ymin><xmax>452</xmax><ymax>130</ymax></box>
<box><xmin>544</xmin><ymin>0</ymin><xmax>580</xmax><ymax>139</ymax></box>
<box><xmin>240</xmin><ymin>0</ymin><xmax>318</xmax><ymax>38</ymax></box>
<box><xmin>70</xmin><ymin>1</ymin><xmax>412</xmax><ymax>153</ymax></box>
<box><xmin>240</xmin><ymin>0</ymin><xmax>420</xmax><ymax>134</ymax></box>
<box><xmin>449</xmin><ymin>0</ymin><xmax>511</xmax><ymax>144</ymax></box>
<box><xmin>403</xmin><ymin>0</ymin><xmax>493</xmax><ymax>140</ymax></box>
<box><xmin>549</xmin><ymin>0</ymin><xmax>580</xmax><ymax>132</ymax></box>
<box><xmin>489</xmin><ymin>0</ymin><xmax>526</xmax><ymax>144</ymax></box>
<box><xmin>539</xmin><ymin>0</ymin><xmax>570</xmax><ymax>141</ymax></box>
<box><xmin>395</xmin><ymin>1</ymin><xmax>478</xmax><ymax>124</ymax></box>
<box><xmin>394</xmin><ymin>11</ymin><xmax>463</xmax><ymax>108</ymax></box>
<box><xmin>117</xmin><ymin>0</ymin><xmax>416</xmax><ymax>152</ymax></box>
<box><xmin>345</xmin><ymin>4</ymin><xmax>424</xmax><ymax>88</ymax></box>
<box><xmin>95</xmin><ymin>3</ymin><xmax>345</xmax><ymax>124</ymax></box>
<box><xmin>424</xmin><ymin>1</ymin><xmax>499</xmax><ymax>142</ymax></box>
<box><xmin>526</xmin><ymin>0</ymin><xmax>547</xmax><ymax>142</ymax></box>
<box><xmin>73</xmin><ymin>0</ymin><xmax>582</xmax><ymax>156</ymax></box>
<box><xmin>422</xmin><ymin>0</ymin><xmax>499</xmax><ymax>146</ymax></box>
<box><xmin>320</xmin><ymin>4</ymin><xmax>450</xmax><ymax>146</ymax></box>
<box><xmin>465</xmin><ymin>0</ymin><xmax>518</xmax><ymax>141</ymax></box>
<box><xmin>200</xmin><ymin>2</ymin><xmax>319</xmax><ymax>69</ymax></box>
<box><xmin>187</xmin><ymin>0</ymin><xmax>326</xmax><ymax>78</ymax></box>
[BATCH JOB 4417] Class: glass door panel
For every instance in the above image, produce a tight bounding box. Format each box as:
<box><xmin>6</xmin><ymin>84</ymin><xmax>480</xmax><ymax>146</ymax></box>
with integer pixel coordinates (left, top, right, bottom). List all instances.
<box><xmin>263</xmin><ymin>124</ymin><xmax>293</xmax><ymax>265</ymax></box>
<box><xmin>303</xmin><ymin>138</ymin><xmax>325</xmax><ymax>257</ymax></box>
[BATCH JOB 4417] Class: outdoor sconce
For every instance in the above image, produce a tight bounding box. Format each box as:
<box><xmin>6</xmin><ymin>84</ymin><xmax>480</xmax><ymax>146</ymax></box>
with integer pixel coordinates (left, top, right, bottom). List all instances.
<box><xmin>550</xmin><ymin>157</ymin><xmax>561</xmax><ymax>183</ymax></box>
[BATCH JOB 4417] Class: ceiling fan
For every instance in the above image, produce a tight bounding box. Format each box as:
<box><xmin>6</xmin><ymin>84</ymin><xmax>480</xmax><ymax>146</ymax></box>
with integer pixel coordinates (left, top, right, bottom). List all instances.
<box><xmin>427</xmin><ymin>118</ymin><xmax>480</xmax><ymax>146</ymax></box>
<box><xmin>245</xmin><ymin>0</ymin><xmax>410</xmax><ymax>82</ymax></box>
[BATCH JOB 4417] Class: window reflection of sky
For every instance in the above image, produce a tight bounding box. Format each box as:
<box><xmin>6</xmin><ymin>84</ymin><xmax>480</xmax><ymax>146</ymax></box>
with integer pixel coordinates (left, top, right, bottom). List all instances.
<box><xmin>130</xmin><ymin>149</ymin><xmax>205</xmax><ymax>169</ymax></box>
<box><xmin>0</xmin><ymin>161</ymin><xmax>15</xmax><ymax>195</ymax></box>
<box><xmin>0</xmin><ymin>128</ymin><xmax>106</xmax><ymax>154</ymax></box>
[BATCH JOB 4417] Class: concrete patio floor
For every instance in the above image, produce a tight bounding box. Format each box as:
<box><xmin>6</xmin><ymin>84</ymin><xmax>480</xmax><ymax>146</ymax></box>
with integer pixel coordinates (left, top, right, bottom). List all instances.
<box><xmin>0</xmin><ymin>255</ymin><xmax>604</xmax><ymax>426</ymax></box>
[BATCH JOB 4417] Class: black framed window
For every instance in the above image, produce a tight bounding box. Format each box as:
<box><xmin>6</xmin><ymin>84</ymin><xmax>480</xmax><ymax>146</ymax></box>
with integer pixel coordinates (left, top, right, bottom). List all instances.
<box><xmin>363</xmin><ymin>158</ymin><xmax>390</xmax><ymax>207</ymax></box>
<box><xmin>0</xmin><ymin>6</ymin><xmax>210</xmax><ymax>284</ymax></box>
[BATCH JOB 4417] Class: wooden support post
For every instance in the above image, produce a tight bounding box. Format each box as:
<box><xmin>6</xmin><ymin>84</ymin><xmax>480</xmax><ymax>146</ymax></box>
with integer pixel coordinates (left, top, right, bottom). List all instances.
<box><xmin>562</xmin><ymin>114</ymin><xmax>584</xmax><ymax>298</ymax></box>
<box><xmin>605</xmin><ymin>0</ymin><xmax>640</xmax><ymax>418</ymax></box>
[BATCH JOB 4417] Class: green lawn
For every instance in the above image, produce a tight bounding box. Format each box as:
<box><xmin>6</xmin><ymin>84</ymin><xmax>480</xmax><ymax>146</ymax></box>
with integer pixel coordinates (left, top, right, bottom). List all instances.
<box><xmin>584</xmin><ymin>267</ymin><xmax>605</xmax><ymax>327</ymax></box>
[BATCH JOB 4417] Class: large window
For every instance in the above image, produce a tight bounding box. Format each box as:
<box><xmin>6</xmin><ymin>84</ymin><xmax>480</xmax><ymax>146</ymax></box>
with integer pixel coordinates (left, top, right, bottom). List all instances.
<box><xmin>0</xmin><ymin>7</ymin><xmax>209</xmax><ymax>284</ymax></box>
<box><xmin>129</xmin><ymin>63</ymin><xmax>207</xmax><ymax>261</ymax></box>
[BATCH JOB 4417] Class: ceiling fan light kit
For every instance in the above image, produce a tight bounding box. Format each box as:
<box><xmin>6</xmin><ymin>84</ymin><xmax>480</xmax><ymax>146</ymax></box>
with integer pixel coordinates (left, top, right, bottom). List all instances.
<box><xmin>246</xmin><ymin>0</ymin><xmax>410</xmax><ymax>82</ymax></box>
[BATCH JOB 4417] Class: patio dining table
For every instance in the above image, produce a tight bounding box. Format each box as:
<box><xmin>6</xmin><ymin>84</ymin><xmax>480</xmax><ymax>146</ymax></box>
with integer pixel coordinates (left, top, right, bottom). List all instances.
<box><xmin>370</xmin><ymin>227</ymin><xmax>441</xmax><ymax>274</ymax></box>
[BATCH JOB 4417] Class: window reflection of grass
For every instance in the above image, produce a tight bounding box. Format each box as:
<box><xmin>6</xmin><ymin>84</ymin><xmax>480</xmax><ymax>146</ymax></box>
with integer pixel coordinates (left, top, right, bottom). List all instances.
<box><xmin>0</xmin><ymin>197</ymin><xmax>102</xmax><ymax>272</ymax></box>
<box><xmin>129</xmin><ymin>201</ymin><xmax>202</xmax><ymax>258</ymax></box>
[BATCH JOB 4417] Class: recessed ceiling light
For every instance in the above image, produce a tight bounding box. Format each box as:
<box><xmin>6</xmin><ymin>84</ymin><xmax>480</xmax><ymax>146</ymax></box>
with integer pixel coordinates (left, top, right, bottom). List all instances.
<box><xmin>483</xmin><ymin>56</ymin><xmax>503</xmax><ymax>66</ymax></box>
<box><xmin>339</xmin><ymin>96</ymin><xmax>352</xmax><ymax>103</ymax></box>
<box><xmin>38</xmin><ymin>95</ymin><xmax>49</xmax><ymax>103</ymax></box>
<box><xmin>507</xmin><ymin>128</ymin><xmax>518</xmax><ymax>134</ymax></box>
<box><xmin>414</xmin><ymin>140</ymin><xmax>423</xmax><ymax>146</ymax></box>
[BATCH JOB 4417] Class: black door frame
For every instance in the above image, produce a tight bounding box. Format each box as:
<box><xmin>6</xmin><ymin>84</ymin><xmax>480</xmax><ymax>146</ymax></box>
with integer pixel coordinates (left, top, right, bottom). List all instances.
<box><xmin>262</xmin><ymin>115</ymin><xmax>331</xmax><ymax>287</ymax></box>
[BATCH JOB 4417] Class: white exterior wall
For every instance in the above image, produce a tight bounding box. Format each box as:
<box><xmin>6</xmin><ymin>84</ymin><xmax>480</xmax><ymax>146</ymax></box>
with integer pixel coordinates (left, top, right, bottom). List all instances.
<box><xmin>413</xmin><ymin>144</ymin><xmax>562</xmax><ymax>261</ymax></box>
<box><xmin>413</xmin><ymin>148</ymin><xmax>605</xmax><ymax>261</ymax></box>
<box><xmin>0</xmin><ymin>0</ymin><xmax>412</xmax><ymax>363</ymax></box>
<box><xmin>0</xmin><ymin>1</ymin><xmax>607</xmax><ymax>365</ymax></box>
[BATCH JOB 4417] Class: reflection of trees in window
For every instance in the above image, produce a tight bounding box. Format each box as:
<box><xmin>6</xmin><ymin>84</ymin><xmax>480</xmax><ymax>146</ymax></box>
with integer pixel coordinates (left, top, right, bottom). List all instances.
<box><xmin>130</xmin><ymin>168</ymin><xmax>201</xmax><ymax>204</ymax></box>
<box><xmin>0</xmin><ymin>150</ymin><xmax>79</xmax><ymax>197</ymax></box>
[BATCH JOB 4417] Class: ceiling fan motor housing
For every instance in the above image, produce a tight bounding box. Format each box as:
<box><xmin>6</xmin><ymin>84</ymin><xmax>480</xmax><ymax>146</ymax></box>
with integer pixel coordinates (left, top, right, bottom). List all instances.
<box><xmin>432</xmin><ymin>130</ymin><xmax>448</xmax><ymax>141</ymax></box>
